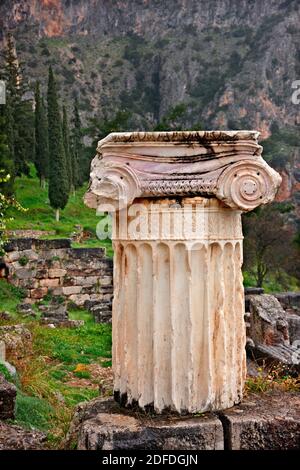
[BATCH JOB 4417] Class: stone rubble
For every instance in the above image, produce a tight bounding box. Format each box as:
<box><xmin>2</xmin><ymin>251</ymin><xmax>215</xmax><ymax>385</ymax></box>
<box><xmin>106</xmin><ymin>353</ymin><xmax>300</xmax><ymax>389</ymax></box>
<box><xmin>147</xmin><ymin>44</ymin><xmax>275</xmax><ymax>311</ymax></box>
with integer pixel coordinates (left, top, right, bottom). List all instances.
<box><xmin>0</xmin><ymin>373</ymin><xmax>17</xmax><ymax>420</ymax></box>
<box><xmin>0</xmin><ymin>421</ymin><xmax>46</xmax><ymax>450</ymax></box>
<box><xmin>245</xmin><ymin>294</ymin><xmax>300</xmax><ymax>369</ymax></box>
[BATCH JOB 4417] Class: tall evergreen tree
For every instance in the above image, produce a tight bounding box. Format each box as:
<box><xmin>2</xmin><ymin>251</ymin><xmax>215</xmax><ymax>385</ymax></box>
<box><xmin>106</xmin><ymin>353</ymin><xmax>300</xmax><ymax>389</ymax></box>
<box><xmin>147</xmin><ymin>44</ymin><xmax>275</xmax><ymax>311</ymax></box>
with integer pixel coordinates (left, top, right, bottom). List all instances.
<box><xmin>62</xmin><ymin>105</ymin><xmax>72</xmax><ymax>192</ymax></box>
<box><xmin>0</xmin><ymin>103</ymin><xmax>14</xmax><ymax>195</ymax></box>
<box><xmin>70</xmin><ymin>97</ymin><xmax>81</xmax><ymax>188</ymax></box>
<box><xmin>1</xmin><ymin>33</ymin><xmax>33</xmax><ymax>176</ymax></box>
<box><xmin>47</xmin><ymin>66</ymin><xmax>69</xmax><ymax>222</ymax></box>
<box><xmin>34</xmin><ymin>81</ymin><xmax>49</xmax><ymax>188</ymax></box>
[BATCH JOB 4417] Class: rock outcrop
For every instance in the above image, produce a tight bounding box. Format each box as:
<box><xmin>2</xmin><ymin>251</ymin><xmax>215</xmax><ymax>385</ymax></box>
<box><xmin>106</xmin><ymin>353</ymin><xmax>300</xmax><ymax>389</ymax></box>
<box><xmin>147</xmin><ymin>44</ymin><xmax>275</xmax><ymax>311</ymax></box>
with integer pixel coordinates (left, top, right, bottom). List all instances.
<box><xmin>245</xmin><ymin>294</ymin><xmax>300</xmax><ymax>368</ymax></box>
<box><xmin>0</xmin><ymin>421</ymin><xmax>46</xmax><ymax>450</ymax></box>
<box><xmin>0</xmin><ymin>374</ymin><xmax>17</xmax><ymax>420</ymax></box>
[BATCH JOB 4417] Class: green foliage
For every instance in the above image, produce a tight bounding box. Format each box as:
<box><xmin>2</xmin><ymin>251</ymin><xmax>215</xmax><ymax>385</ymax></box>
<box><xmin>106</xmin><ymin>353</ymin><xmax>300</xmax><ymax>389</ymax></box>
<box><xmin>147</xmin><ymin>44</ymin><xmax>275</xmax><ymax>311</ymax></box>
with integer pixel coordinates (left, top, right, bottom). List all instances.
<box><xmin>19</xmin><ymin>255</ymin><xmax>29</xmax><ymax>266</ymax></box>
<box><xmin>62</xmin><ymin>105</ymin><xmax>72</xmax><ymax>192</ymax></box>
<box><xmin>47</xmin><ymin>67</ymin><xmax>69</xmax><ymax>216</ymax></box>
<box><xmin>123</xmin><ymin>33</ymin><xmax>146</xmax><ymax>67</ymax></box>
<box><xmin>15</xmin><ymin>392</ymin><xmax>54</xmax><ymax>431</ymax></box>
<box><xmin>0</xmin><ymin>33</ymin><xmax>33</xmax><ymax>177</ymax></box>
<box><xmin>34</xmin><ymin>82</ymin><xmax>49</xmax><ymax>185</ymax></box>
<box><xmin>0</xmin><ymin>363</ymin><xmax>13</xmax><ymax>382</ymax></box>
<box><xmin>33</xmin><ymin>322</ymin><xmax>112</xmax><ymax>365</ymax></box>
<box><xmin>73</xmin><ymin>369</ymin><xmax>91</xmax><ymax>379</ymax></box>
<box><xmin>263</xmin><ymin>126</ymin><xmax>299</xmax><ymax>169</ymax></box>
<box><xmin>189</xmin><ymin>70</ymin><xmax>224</xmax><ymax>106</ymax></box>
<box><xmin>88</xmin><ymin>110</ymin><xmax>131</xmax><ymax>150</ymax></box>
<box><xmin>70</xmin><ymin>97</ymin><xmax>81</xmax><ymax>187</ymax></box>
<box><xmin>0</xmin><ymin>172</ymin><xmax>26</xmax><ymax>255</ymax></box>
<box><xmin>243</xmin><ymin>203</ymin><xmax>300</xmax><ymax>288</ymax></box>
<box><xmin>0</xmin><ymin>279</ymin><xmax>26</xmax><ymax>316</ymax></box>
<box><xmin>6</xmin><ymin>166</ymin><xmax>112</xmax><ymax>254</ymax></box>
<box><xmin>0</xmin><ymin>102</ymin><xmax>14</xmax><ymax>194</ymax></box>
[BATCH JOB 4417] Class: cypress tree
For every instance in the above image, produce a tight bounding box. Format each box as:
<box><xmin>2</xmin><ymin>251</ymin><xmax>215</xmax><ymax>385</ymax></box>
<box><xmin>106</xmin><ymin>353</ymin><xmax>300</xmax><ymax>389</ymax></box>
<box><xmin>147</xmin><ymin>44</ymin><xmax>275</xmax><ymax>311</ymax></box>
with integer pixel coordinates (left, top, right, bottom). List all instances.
<box><xmin>1</xmin><ymin>33</ymin><xmax>33</xmax><ymax>176</ymax></box>
<box><xmin>62</xmin><ymin>105</ymin><xmax>72</xmax><ymax>193</ymax></box>
<box><xmin>70</xmin><ymin>97</ymin><xmax>81</xmax><ymax>188</ymax></box>
<box><xmin>0</xmin><ymin>103</ymin><xmax>14</xmax><ymax>195</ymax></box>
<box><xmin>47</xmin><ymin>66</ymin><xmax>69</xmax><ymax>222</ymax></box>
<box><xmin>34</xmin><ymin>81</ymin><xmax>49</xmax><ymax>188</ymax></box>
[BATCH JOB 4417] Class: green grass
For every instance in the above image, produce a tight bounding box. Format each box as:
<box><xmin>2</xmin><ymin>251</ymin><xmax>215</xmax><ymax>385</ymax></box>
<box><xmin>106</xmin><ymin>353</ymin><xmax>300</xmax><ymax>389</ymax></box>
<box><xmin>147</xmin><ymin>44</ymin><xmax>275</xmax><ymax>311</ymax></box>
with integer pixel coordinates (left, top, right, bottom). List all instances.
<box><xmin>0</xmin><ymin>363</ymin><xmax>13</xmax><ymax>382</ymax></box>
<box><xmin>0</xmin><ymin>279</ymin><xmax>112</xmax><ymax>446</ymax></box>
<box><xmin>15</xmin><ymin>392</ymin><xmax>54</xmax><ymax>431</ymax></box>
<box><xmin>33</xmin><ymin>318</ymin><xmax>112</xmax><ymax>365</ymax></box>
<box><xmin>243</xmin><ymin>270</ymin><xmax>300</xmax><ymax>293</ymax></box>
<box><xmin>7</xmin><ymin>165</ymin><xmax>113</xmax><ymax>255</ymax></box>
<box><xmin>0</xmin><ymin>280</ymin><xmax>26</xmax><ymax>317</ymax></box>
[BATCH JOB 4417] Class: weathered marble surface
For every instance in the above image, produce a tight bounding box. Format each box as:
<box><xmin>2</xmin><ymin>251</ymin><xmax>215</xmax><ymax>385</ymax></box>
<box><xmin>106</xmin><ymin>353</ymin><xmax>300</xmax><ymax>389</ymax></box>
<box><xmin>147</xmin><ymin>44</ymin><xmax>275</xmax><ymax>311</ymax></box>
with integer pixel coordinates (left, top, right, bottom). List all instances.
<box><xmin>84</xmin><ymin>131</ymin><xmax>281</xmax><ymax>212</ymax></box>
<box><xmin>85</xmin><ymin>130</ymin><xmax>281</xmax><ymax>414</ymax></box>
<box><xmin>112</xmin><ymin>197</ymin><xmax>246</xmax><ymax>413</ymax></box>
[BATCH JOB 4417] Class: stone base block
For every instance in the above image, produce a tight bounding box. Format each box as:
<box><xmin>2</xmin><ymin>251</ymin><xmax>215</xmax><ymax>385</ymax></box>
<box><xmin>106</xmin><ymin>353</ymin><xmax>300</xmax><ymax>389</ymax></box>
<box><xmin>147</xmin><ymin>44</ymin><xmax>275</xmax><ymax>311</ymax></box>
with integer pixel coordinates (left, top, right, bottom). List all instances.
<box><xmin>68</xmin><ymin>393</ymin><xmax>300</xmax><ymax>450</ymax></box>
<box><xmin>75</xmin><ymin>399</ymin><xmax>223</xmax><ymax>450</ymax></box>
<box><xmin>0</xmin><ymin>374</ymin><xmax>17</xmax><ymax>420</ymax></box>
<box><xmin>220</xmin><ymin>392</ymin><xmax>300</xmax><ymax>450</ymax></box>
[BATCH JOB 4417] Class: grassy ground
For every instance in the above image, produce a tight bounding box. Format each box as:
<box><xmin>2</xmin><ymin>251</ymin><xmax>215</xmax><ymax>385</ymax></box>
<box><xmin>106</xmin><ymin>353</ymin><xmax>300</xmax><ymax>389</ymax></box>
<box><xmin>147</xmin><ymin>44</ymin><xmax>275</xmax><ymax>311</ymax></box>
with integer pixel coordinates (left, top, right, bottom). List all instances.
<box><xmin>0</xmin><ymin>280</ymin><xmax>112</xmax><ymax>447</ymax></box>
<box><xmin>7</xmin><ymin>166</ymin><xmax>113</xmax><ymax>256</ymax></box>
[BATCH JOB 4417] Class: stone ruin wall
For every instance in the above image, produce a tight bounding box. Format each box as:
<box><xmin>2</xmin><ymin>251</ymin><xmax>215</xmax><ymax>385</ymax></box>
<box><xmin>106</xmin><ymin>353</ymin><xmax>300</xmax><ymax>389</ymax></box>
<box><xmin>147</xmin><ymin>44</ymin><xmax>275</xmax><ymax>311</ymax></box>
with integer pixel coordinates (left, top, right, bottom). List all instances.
<box><xmin>2</xmin><ymin>239</ymin><xmax>113</xmax><ymax>307</ymax></box>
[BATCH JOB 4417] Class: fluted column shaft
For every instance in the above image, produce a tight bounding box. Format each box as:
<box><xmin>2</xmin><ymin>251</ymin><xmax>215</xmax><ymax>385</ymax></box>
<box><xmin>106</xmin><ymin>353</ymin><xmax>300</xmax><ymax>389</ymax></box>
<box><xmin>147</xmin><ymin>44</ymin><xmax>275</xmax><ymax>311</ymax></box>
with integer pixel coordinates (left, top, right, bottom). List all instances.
<box><xmin>112</xmin><ymin>197</ymin><xmax>247</xmax><ymax>413</ymax></box>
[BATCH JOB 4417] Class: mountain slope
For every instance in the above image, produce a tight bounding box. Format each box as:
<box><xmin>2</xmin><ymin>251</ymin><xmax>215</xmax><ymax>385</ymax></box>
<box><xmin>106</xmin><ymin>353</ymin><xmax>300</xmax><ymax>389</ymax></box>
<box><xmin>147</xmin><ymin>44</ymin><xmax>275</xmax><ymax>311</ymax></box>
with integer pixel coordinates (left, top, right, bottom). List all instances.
<box><xmin>1</xmin><ymin>0</ymin><xmax>299</xmax><ymax>206</ymax></box>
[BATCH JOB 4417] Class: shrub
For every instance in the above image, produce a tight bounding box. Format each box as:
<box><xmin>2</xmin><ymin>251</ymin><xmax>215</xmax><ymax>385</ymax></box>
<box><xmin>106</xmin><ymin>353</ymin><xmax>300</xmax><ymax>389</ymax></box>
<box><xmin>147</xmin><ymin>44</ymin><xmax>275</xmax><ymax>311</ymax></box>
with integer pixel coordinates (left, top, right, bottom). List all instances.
<box><xmin>19</xmin><ymin>256</ymin><xmax>29</xmax><ymax>266</ymax></box>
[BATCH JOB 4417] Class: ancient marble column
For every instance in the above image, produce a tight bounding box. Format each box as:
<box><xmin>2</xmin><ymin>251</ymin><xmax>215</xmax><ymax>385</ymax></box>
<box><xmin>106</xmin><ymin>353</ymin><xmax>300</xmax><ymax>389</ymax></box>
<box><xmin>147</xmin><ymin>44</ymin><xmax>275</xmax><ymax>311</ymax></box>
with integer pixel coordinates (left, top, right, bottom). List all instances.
<box><xmin>84</xmin><ymin>131</ymin><xmax>281</xmax><ymax>414</ymax></box>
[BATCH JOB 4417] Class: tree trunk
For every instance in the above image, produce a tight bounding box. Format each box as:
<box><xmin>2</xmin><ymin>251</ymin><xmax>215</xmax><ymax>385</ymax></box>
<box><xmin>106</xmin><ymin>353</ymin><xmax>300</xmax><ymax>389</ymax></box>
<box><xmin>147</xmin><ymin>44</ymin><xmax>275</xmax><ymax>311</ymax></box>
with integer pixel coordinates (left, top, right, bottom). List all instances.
<box><xmin>55</xmin><ymin>208</ymin><xmax>60</xmax><ymax>222</ymax></box>
<box><xmin>40</xmin><ymin>177</ymin><xmax>46</xmax><ymax>190</ymax></box>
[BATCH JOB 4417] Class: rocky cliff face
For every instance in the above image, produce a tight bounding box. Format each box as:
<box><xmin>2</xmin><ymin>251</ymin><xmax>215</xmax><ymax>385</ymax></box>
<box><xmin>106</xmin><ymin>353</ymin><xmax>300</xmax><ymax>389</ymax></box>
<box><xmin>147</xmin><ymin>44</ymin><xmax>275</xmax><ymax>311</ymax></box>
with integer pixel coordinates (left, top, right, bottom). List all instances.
<box><xmin>1</xmin><ymin>0</ymin><xmax>299</xmax><ymax>204</ymax></box>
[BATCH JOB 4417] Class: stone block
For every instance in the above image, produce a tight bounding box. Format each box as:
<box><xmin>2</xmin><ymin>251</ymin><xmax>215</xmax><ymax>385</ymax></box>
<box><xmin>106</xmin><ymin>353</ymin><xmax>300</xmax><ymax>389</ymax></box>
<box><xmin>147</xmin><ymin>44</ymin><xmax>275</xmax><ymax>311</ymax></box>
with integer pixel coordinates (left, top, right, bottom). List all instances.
<box><xmin>39</xmin><ymin>278</ymin><xmax>60</xmax><ymax>288</ymax></box>
<box><xmin>81</xmin><ymin>286</ymin><xmax>96</xmax><ymax>295</ymax></box>
<box><xmin>4</xmin><ymin>251</ymin><xmax>20</xmax><ymax>262</ymax></box>
<box><xmin>91</xmin><ymin>303</ymin><xmax>112</xmax><ymax>324</ymax></box>
<box><xmin>19</xmin><ymin>279</ymin><xmax>39</xmax><ymax>289</ymax></box>
<box><xmin>286</xmin><ymin>312</ymin><xmax>300</xmax><ymax>344</ymax></box>
<box><xmin>40</xmin><ymin>319</ymin><xmax>84</xmax><ymax>328</ymax></box>
<box><xmin>69</xmin><ymin>294</ymin><xmax>90</xmax><ymax>305</ymax></box>
<box><xmin>69</xmin><ymin>248</ymin><xmax>105</xmax><ymax>259</ymax></box>
<box><xmin>30</xmin><ymin>287</ymin><xmax>48</xmax><ymax>299</ymax></box>
<box><xmin>73</xmin><ymin>276</ymin><xmax>99</xmax><ymax>287</ymax></box>
<box><xmin>275</xmin><ymin>292</ymin><xmax>300</xmax><ymax>311</ymax></box>
<box><xmin>4</xmin><ymin>238</ymin><xmax>33</xmax><ymax>252</ymax></box>
<box><xmin>100</xmin><ymin>276</ymin><xmax>113</xmax><ymax>286</ymax></box>
<box><xmin>0</xmin><ymin>341</ymin><xmax>5</xmax><ymax>362</ymax></box>
<box><xmin>20</xmin><ymin>249</ymin><xmax>39</xmax><ymax>261</ymax></box>
<box><xmin>62</xmin><ymin>286</ymin><xmax>82</xmax><ymax>295</ymax></box>
<box><xmin>0</xmin><ymin>324</ymin><xmax>32</xmax><ymax>359</ymax></box>
<box><xmin>15</xmin><ymin>268</ymin><xmax>35</xmax><ymax>280</ymax></box>
<box><xmin>221</xmin><ymin>392</ymin><xmax>300</xmax><ymax>450</ymax></box>
<box><xmin>41</xmin><ymin>304</ymin><xmax>68</xmax><ymax>320</ymax></box>
<box><xmin>35</xmin><ymin>268</ymin><xmax>48</xmax><ymax>279</ymax></box>
<box><xmin>89</xmin><ymin>294</ymin><xmax>105</xmax><ymax>302</ymax></box>
<box><xmin>33</xmin><ymin>239</ymin><xmax>71</xmax><ymax>250</ymax></box>
<box><xmin>245</xmin><ymin>287</ymin><xmax>264</xmax><ymax>295</ymax></box>
<box><xmin>73</xmin><ymin>398</ymin><xmax>223</xmax><ymax>450</ymax></box>
<box><xmin>0</xmin><ymin>374</ymin><xmax>17</xmax><ymax>420</ymax></box>
<box><xmin>52</xmin><ymin>287</ymin><xmax>63</xmax><ymax>296</ymax></box>
<box><xmin>48</xmin><ymin>268</ymin><xmax>67</xmax><ymax>278</ymax></box>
